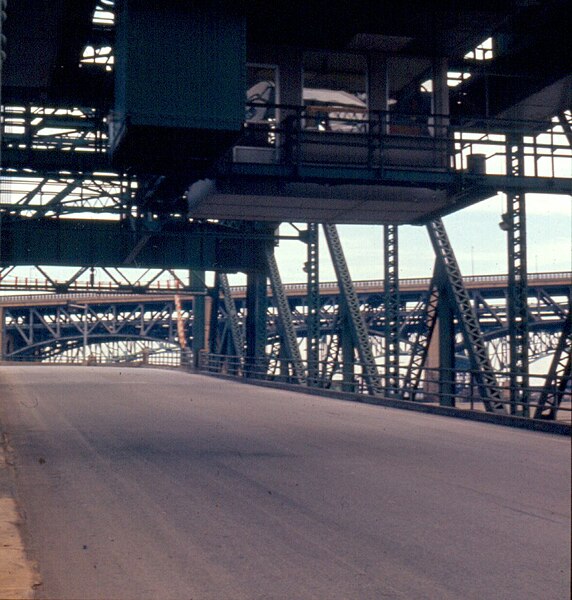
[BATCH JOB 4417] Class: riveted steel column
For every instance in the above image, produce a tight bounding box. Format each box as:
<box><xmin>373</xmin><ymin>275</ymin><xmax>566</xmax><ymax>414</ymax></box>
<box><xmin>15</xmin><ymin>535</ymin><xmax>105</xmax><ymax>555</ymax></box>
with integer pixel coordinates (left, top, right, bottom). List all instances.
<box><xmin>323</xmin><ymin>224</ymin><xmax>381</xmax><ymax>395</ymax></box>
<box><xmin>305</xmin><ymin>223</ymin><xmax>320</xmax><ymax>386</ymax></box>
<box><xmin>427</xmin><ymin>218</ymin><xmax>505</xmax><ymax>413</ymax></box>
<box><xmin>384</xmin><ymin>225</ymin><xmax>400</xmax><ymax>394</ymax></box>
<box><xmin>220</xmin><ymin>272</ymin><xmax>245</xmax><ymax>358</ymax></box>
<box><xmin>208</xmin><ymin>274</ymin><xmax>221</xmax><ymax>355</ymax></box>
<box><xmin>505</xmin><ymin>135</ymin><xmax>530</xmax><ymax>416</ymax></box>
<box><xmin>340</xmin><ymin>310</ymin><xmax>356</xmax><ymax>392</ymax></box>
<box><xmin>245</xmin><ymin>270</ymin><xmax>267</xmax><ymax>378</ymax></box>
<box><xmin>266</xmin><ymin>248</ymin><xmax>306</xmax><ymax>384</ymax></box>
<box><xmin>190</xmin><ymin>270</ymin><xmax>205</xmax><ymax>367</ymax></box>
<box><xmin>437</xmin><ymin>267</ymin><xmax>456</xmax><ymax>407</ymax></box>
<box><xmin>402</xmin><ymin>265</ymin><xmax>439</xmax><ymax>400</ymax></box>
<box><xmin>535</xmin><ymin>305</ymin><xmax>571</xmax><ymax>420</ymax></box>
<box><xmin>0</xmin><ymin>307</ymin><xmax>4</xmax><ymax>359</ymax></box>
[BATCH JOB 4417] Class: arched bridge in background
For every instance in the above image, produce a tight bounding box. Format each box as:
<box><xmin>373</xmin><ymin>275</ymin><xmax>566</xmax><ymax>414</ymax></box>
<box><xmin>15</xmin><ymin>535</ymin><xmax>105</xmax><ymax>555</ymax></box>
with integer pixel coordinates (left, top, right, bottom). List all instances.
<box><xmin>2</xmin><ymin>271</ymin><xmax>569</xmax><ymax>422</ymax></box>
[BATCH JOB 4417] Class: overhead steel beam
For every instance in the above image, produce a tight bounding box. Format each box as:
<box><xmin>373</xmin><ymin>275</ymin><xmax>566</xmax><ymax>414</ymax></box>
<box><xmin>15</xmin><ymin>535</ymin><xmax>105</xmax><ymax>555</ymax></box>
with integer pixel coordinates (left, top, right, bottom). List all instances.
<box><xmin>0</xmin><ymin>217</ymin><xmax>272</xmax><ymax>272</ymax></box>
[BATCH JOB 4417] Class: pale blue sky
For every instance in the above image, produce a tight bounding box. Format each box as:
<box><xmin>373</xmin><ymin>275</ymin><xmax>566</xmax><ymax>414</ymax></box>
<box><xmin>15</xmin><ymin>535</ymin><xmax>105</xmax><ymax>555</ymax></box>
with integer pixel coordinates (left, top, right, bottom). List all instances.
<box><xmin>271</xmin><ymin>193</ymin><xmax>572</xmax><ymax>284</ymax></box>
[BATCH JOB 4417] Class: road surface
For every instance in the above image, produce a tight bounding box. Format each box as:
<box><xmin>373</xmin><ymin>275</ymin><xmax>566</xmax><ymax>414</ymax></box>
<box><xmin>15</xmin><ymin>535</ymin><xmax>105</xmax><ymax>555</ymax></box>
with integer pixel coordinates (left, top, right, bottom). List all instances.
<box><xmin>0</xmin><ymin>366</ymin><xmax>570</xmax><ymax>599</ymax></box>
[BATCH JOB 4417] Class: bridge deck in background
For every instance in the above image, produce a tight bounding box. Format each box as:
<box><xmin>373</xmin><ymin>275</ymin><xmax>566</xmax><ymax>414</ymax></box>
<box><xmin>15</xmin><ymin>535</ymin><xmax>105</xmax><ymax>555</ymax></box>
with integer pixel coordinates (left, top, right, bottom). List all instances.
<box><xmin>0</xmin><ymin>366</ymin><xmax>569</xmax><ymax>600</ymax></box>
<box><xmin>0</xmin><ymin>271</ymin><xmax>570</xmax><ymax>307</ymax></box>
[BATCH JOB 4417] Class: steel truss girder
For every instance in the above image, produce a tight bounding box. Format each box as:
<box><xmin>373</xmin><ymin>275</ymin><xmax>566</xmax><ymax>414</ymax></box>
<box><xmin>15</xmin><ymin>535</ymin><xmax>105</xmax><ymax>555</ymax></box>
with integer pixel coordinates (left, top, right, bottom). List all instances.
<box><xmin>534</xmin><ymin>306</ymin><xmax>572</xmax><ymax>420</ymax></box>
<box><xmin>427</xmin><ymin>218</ymin><xmax>505</xmax><ymax>412</ymax></box>
<box><xmin>383</xmin><ymin>224</ymin><xmax>400</xmax><ymax>393</ymax></box>
<box><xmin>323</xmin><ymin>224</ymin><xmax>381</xmax><ymax>395</ymax></box>
<box><xmin>3</xmin><ymin>299</ymin><xmax>190</xmax><ymax>358</ymax></box>
<box><xmin>266</xmin><ymin>248</ymin><xmax>306</xmax><ymax>384</ymax></box>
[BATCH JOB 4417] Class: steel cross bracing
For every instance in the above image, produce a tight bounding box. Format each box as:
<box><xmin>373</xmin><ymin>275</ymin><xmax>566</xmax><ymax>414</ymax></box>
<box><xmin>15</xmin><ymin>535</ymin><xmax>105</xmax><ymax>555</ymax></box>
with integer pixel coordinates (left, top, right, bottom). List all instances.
<box><xmin>305</xmin><ymin>223</ymin><xmax>320</xmax><ymax>387</ymax></box>
<box><xmin>266</xmin><ymin>248</ymin><xmax>306</xmax><ymax>384</ymax></box>
<box><xmin>323</xmin><ymin>224</ymin><xmax>381</xmax><ymax>395</ymax></box>
<box><xmin>534</xmin><ymin>306</ymin><xmax>572</xmax><ymax>420</ymax></box>
<box><xmin>427</xmin><ymin>218</ymin><xmax>505</xmax><ymax>413</ymax></box>
<box><xmin>505</xmin><ymin>134</ymin><xmax>530</xmax><ymax>416</ymax></box>
<box><xmin>218</xmin><ymin>272</ymin><xmax>245</xmax><ymax>358</ymax></box>
<box><xmin>383</xmin><ymin>225</ymin><xmax>400</xmax><ymax>394</ymax></box>
<box><xmin>401</xmin><ymin>266</ymin><xmax>439</xmax><ymax>401</ymax></box>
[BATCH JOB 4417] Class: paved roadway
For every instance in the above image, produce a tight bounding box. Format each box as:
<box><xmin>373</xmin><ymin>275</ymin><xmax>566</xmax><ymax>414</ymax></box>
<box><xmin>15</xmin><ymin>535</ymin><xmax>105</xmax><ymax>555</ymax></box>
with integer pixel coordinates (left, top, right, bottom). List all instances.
<box><xmin>0</xmin><ymin>366</ymin><xmax>570</xmax><ymax>600</ymax></box>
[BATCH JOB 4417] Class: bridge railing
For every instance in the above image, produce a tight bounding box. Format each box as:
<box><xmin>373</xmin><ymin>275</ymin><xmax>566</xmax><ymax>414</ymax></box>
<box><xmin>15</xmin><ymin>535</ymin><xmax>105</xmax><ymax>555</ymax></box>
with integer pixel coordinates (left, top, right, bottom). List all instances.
<box><xmin>3</xmin><ymin>348</ymin><xmax>569</xmax><ymax>423</ymax></box>
<box><xmin>196</xmin><ymin>351</ymin><xmax>571</xmax><ymax>423</ymax></box>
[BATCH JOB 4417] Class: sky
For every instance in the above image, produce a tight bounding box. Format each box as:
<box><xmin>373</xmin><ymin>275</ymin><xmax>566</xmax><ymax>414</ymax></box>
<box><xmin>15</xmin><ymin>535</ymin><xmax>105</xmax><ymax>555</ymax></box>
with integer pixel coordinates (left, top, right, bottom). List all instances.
<box><xmin>267</xmin><ymin>192</ymin><xmax>572</xmax><ymax>285</ymax></box>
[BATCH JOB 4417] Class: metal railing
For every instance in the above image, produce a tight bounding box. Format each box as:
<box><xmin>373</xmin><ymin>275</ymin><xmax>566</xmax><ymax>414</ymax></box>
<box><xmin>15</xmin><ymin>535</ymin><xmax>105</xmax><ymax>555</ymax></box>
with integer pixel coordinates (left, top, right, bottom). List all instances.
<box><xmin>4</xmin><ymin>104</ymin><xmax>568</xmax><ymax>181</ymax></box>
<box><xmin>196</xmin><ymin>351</ymin><xmax>571</xmax><ymax>422</ymax></box>
<box><xmin>4</xmin><ymin>348</ymin><xmax>569</xmax><ymax>422</ymax></box>
<box><xmin>236</xmin><ymin>103</ymin><xmax>572</xmax><ymax>179</ymax></box>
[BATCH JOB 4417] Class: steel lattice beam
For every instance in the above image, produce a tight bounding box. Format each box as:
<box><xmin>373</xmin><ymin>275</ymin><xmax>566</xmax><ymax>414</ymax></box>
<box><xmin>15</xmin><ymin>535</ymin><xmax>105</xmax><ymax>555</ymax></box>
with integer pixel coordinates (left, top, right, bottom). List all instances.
<box><xmin>402</xmin><ymin>265</ymin><xmax>439</xmax><ymax>400</ymax></box>
<box><xmin>383</xmin><ymin>224</ymin><xmax>400</xmax><ymax>393</ymax></box>
<box><xmin>266</xmin><ymin>248</ymin><xmax>306</xmax><ymax>384</ymax></box>
<box><xmin>305</xmin><ymin>223</ymin><xmax>320</xmax><ymax>386</ymax></box>
<box><xmin>534</xmin><ymin>305</ymin><xmax>572</xmax><ymax>420</ymax></box>
<box><xmin>427</xmin><ymin>218</ymin><xmax>505</xmax><ymax>413</ymax></box>
<box><xmin>323</xmin><ymin>224</ymin><xmax>381</xmax><ymax>395</ymax></box>
<box><xmin>219</xmin><ymin>273</ymin><xmax>245</xmax><ymax>358</ymax></box>
<box><xmin>504</xmin><ymin>135</ymin><xmax>530</xmax><ymax>415</ymax></box>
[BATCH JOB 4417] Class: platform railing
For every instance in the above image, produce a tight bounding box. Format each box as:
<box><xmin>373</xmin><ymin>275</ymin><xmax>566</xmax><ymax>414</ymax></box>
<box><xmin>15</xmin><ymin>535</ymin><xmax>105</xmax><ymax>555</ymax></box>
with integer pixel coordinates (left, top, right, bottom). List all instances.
<box><xmin>237</xmin><ymin>103</ymin><xmax>572</xmax><ymax>179</ymax></box>
<box><xmin>2</xmin><ymin>104</ymin><xmax>569</xmax><ymax>182</ymax></box>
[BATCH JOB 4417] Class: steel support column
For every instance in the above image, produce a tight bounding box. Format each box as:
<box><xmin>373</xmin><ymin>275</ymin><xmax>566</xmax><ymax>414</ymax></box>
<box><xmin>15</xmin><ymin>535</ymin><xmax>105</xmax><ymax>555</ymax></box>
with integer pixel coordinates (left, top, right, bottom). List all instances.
<box><xmin>427</xmin><ymin>218</ymin><xmax>505</xmax><ymax>412</ymax></box>
<box><xmin>402</xmin><ymin>266</ymin><xmax>439</xmax><ymax>400</ymax></box>
<box><xmin>266</xmin><ymin>248</ymin><xmax>306</xmax><ymax>384</ymax></box>
<box><xmin>245</xmin><ymin>270</ymin><xmax>268</xmax><ymax>378</ymax></box>
<box><xmin>305</xmin><ymin>223</ymin><xmax>320</xmax><ymax>386</ymax></box>
<box><xmin>505</xmin><ymin>135</ymin><xmax>530</xmax><ymax>415</ymax></box>
<box><xmin>0</xmin><ymin>307</ymin><xmax>4</xmax><ymax>360</ymax></box>
<box><xmin>323</xmin><ymin>224</ymin><xmax>381</xmax><ymax>395</ymax></box>
<box><xmin>534</xmin><ymin>306</ymin><xmax>572</xmax><ymax>420</ymax></box>
<box><xmin>340</xmin><ymin>310</ymin><xmax>356</xmax><ymax>392</ymax></box>
<box><xmin>437</xmin><ymin>268</ymin><xmax>456</xmax><ymax>406</ymax></box>
<box><xmin>208</xmin><ymin>275</ymin><xmax>222</xmax><ymax>355</ymax></box>
<box><xmin>383</xmin><ymin>224</ymin><xmax>400</xmax><ymax>394</ymax></box>
<box><xmin>189</xmin><ymin>270</ymin><xmax>206</xmax><ymax>368</ymax></box>
<box><xmin>219</xmin><ymin>272</ymin><xmax>245</xmax><ymax>358</ymax></box>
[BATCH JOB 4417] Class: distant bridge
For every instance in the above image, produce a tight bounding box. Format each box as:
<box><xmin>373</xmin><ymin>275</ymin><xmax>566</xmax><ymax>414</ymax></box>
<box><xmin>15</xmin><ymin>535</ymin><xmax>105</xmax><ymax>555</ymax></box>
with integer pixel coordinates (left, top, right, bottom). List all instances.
<box><xmin>1</xmin><ymin>272</ymin><xmax>569</xmax><ymax>372</ymax></box>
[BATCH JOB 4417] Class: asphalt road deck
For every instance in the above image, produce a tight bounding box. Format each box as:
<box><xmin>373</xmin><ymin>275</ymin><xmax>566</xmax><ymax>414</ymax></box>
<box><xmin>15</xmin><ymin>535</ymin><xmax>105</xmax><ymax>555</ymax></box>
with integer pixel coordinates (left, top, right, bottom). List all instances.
<box><xmin>0</xmin><ymin>366</ymin><xmax>570</xmax><ymax>599</ymax></box>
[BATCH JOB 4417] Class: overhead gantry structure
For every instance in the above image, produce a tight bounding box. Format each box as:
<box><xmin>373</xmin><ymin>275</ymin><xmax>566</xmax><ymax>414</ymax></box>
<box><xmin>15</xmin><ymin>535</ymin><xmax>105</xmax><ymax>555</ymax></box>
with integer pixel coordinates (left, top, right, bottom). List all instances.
<box><xmin>1</xmin><ymin>0</ymin><xmax>571</xmax><ymax>418</ymax></box>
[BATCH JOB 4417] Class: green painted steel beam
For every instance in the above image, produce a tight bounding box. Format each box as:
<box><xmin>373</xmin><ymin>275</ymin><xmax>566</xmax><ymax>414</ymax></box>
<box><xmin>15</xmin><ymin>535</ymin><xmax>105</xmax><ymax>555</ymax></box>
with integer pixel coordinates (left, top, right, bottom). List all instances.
<box><xmin>0</xmin><ymin>218</ymin><xmax>271</xmax><ymax>272</ymax></box>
